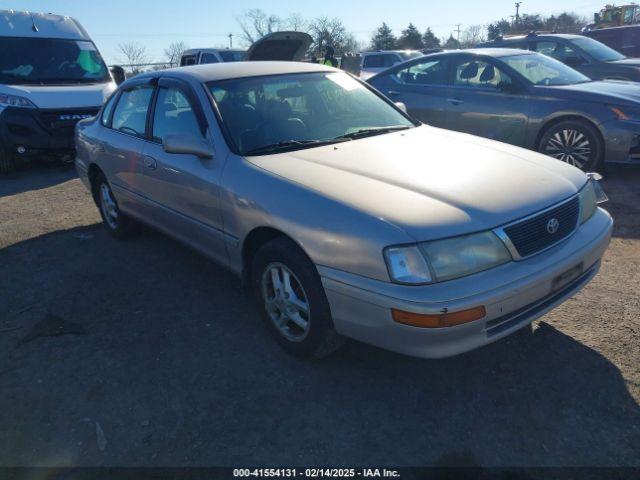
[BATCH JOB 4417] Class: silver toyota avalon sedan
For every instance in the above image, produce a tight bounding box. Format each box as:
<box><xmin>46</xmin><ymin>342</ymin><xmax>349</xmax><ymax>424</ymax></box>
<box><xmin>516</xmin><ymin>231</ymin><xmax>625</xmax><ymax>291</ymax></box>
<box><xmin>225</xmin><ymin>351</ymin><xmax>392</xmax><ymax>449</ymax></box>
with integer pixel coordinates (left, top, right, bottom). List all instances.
<box><xmin>75</xmin><ymin>61</ymin><xmax>613</xmax><ymax>359</ymax></box>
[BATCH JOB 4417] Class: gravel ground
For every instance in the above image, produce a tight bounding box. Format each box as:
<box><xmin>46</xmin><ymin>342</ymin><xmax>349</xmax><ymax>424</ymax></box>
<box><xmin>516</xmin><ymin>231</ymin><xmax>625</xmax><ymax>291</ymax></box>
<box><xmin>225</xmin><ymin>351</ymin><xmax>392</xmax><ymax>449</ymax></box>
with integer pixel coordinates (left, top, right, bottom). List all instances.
<box><xmin>0</xmin><ymin>165</ymin><xmax>638</xmax><ymax>468</ymax></box>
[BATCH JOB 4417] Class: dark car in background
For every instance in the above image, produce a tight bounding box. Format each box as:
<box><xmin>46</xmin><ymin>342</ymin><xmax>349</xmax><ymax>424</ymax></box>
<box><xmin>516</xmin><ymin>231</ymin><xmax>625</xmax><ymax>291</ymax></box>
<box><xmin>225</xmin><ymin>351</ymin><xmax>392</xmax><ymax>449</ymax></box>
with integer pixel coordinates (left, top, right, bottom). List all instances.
<box><xmin>584</xmin><ymin>24</ymin><xmax>640</xmax><ymax>59</ymax></box>
<box><xmin>368</xmin><ymin>48</ymin><xmax>640</xmax><ymax>171</ymax></box>
<box><xmin>479</xmin><ymin>33</ymin><xmax>640</xmax><ymax>81</ymax></box>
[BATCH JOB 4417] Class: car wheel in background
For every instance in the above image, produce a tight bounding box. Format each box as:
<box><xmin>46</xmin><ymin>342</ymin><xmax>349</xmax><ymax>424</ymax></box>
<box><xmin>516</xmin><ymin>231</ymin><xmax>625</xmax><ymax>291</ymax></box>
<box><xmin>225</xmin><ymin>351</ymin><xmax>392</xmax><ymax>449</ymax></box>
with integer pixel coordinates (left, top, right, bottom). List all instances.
<box><xmin>0</xmin><ymin>149</ymin><xmax>18</xmax><ymax>174</ymax></box>
<box><xmin>538</xmin><ymin>120</ymin><xmax>603</xmax><ymax>171</ymax></box>
<box><xmin>251</xmin><ymin>237</ymin><xmax>345</xmax><ymax>359</ymax></box>
<box><xmin>93</xmin><ymin>172</ymin><xmax>136</xmax><ymax>238</ymax></box>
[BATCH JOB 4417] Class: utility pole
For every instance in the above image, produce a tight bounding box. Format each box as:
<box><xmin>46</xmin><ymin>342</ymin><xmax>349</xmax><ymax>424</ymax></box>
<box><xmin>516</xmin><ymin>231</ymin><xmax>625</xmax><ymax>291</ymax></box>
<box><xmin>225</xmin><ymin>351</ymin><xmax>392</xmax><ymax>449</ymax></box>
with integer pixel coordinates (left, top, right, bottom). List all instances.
<box><xmin>454</xmin><ymin>24</ymin><xmax>462</xmax><ymax>42</ymax></box>
<box><xmin>228</xmin><ymin>33</ymin><xmax>233</xmax><ymax>49</ymax></box>
<box><xmin>514</xmin><ymin>2</ymin><xmax>522</xmax><ymax>25</ymax></box>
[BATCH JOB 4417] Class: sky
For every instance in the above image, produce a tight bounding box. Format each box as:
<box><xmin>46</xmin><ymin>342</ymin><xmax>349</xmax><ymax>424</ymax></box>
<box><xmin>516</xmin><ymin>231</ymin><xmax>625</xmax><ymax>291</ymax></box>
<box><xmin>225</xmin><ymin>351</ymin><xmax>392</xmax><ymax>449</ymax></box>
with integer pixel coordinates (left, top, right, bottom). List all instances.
<box><xmin>4</xmin><ymin>0</ymin><xmax>607</xmax><ymax>64</ymax></box>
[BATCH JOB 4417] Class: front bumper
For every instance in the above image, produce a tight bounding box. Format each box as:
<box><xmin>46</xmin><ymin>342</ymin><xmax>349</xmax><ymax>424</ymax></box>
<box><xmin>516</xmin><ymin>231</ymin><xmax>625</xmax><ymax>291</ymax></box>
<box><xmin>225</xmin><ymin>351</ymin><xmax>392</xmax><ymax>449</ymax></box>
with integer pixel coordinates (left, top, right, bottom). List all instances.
<box><xmin>0</xmin><ymin>106</ymin><xmax>99</xmax><ymax>162</ymax></box>
<box><xmin>320</xmin><ymin>208</ymin><xmax>613</xmax><ymax>359</ymax></box>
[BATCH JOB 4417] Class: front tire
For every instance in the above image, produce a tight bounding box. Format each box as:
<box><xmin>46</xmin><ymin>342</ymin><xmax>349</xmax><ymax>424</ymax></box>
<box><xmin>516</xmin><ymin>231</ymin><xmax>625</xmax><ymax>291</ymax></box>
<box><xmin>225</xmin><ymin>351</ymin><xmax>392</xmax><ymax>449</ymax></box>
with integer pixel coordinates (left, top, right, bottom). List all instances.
<box><xmin>93</xmin><ymin>172</ymin><xmax>136</xmax><ymax>238</ymax></box>
<box><xmin>251</xmin><ymin>237</ymin><xmax>345</xmax><ymax>359</ymax></box>
<box><xmin>538</xmin><ymin>120</ymin><xmax>603</xmax><ymax>171</ymax></box>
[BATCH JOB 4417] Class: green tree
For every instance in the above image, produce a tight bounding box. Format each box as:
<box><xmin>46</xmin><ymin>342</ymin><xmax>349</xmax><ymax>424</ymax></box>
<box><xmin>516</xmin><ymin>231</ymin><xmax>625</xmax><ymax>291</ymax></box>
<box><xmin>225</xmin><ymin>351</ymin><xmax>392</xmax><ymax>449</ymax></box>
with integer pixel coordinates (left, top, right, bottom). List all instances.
<box><xmin>443</xmin><ymin>34</ymin><xmax>461</xmax><ymax>49</ymax></box>
<box><xmin>398</xmin><ymin>23</ymin><xmax>424</xmax><ymax>49</ymax></box>
<box><xmin>370</xmin><ymin>22</ymin><xmax>397</xmax><ymax>50</ymax></box>
<box><xmin>422</xmin><ymin>28</ymin><xmax>441</xmax><ymax>49</ymax></box>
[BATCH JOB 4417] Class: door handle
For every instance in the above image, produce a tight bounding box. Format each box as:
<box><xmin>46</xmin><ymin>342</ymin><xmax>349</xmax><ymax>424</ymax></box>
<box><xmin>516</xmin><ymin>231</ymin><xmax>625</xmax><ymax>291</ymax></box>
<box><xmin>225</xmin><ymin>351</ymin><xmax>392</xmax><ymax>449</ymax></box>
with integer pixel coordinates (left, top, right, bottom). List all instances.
<box><xmin>447</xmin><ymin>98</ymin><xmax>464</xmax><ymax>106</ymax></box>
<box><xmin>387</xmin><ymin>90</ymin><xmax>400</xmax><ymax>96</ymax></box>
<box><xmin>143</xmin><ymin>156</ymin><xmax>157</xmax><ymax>170</ymax></box>
<box><xmin>96</xmin><ymin>142</ymin><xmax>106</xmax><ymax>153</ymax></box>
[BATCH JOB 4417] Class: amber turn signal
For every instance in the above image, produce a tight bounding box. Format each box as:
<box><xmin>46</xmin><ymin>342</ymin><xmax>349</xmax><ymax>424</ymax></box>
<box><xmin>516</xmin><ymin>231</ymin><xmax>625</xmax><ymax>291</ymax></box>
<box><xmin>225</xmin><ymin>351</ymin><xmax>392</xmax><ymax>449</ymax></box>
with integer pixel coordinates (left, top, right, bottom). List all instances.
<box><xmin>391</xmin><ymin>306</ymin><xmax>486</xmax><ymax>328</ymax></box>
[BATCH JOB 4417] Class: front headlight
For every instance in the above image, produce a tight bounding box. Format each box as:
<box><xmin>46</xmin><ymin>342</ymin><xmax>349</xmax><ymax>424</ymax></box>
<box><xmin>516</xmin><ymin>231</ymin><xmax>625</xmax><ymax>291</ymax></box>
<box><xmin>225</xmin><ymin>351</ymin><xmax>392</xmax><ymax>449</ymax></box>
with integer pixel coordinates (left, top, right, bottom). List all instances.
<box><xmin>579</xmin><ymin>173</ymin><xmax>608</xmax><ymax>224</ymax></box>
<box><xmin>384</xmin><ymin>231</ymin><xmax>512</xmax><ymax>285</ymax></box>
<box><xmin>0</xmin><ymin>93</ymin><xmax>37</xmax><ymax>109</ymax></box>
<box><xmin>421</xmin><ymin>231</ymin><xmax>512</xmax><ymax>282</ymax></box>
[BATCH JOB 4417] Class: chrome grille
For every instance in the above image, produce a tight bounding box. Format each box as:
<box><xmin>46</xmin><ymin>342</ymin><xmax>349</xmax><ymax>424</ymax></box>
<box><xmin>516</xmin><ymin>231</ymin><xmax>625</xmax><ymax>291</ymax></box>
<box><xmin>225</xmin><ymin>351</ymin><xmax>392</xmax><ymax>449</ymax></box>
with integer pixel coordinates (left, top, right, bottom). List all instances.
<box><xmin>502</xmin><ymin>196</ymin><xmax>580</xmax><ymax>258</ymax></box>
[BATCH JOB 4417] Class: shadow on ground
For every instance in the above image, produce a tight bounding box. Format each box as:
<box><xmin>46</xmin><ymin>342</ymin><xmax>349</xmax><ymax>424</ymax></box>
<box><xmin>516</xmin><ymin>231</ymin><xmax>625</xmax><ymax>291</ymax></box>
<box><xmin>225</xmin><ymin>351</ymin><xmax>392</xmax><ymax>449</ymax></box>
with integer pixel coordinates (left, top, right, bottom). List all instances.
<box><xmin>0</xmin><ymin>164</ymin><xmax>77</xmax><ymax>197</ymax></box>
<box><xmin>0</xmin><ymin>224</ymin><xmax>638</xmax><ymax>467</ymax></box>
<box><xmin>601</xmin><ymin>167</ymin><xmax>640</xmax><ymax>240</ymax></box>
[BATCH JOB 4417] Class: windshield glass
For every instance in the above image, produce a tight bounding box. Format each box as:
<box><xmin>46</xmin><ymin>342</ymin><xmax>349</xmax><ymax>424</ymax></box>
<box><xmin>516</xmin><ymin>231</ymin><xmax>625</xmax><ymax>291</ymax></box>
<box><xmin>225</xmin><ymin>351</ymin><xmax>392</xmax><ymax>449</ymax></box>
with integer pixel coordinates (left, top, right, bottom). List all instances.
<box><xmin>501</xmin><ymin>53</ymin><xmax>591</xmax><ymax>86</ymax></box>
<box><xmin>208</xmin><ymin>71</ymin><xmax>415</xmax><ymax>155</ymax></box>
<box><xmin>0</xmin><ymin>37</ymin><xmax>110</xmax><ymax>85</ymax></box>
<box><xmin>570</xmin><ymin>37</ymin><xmax>626</xmax><ymax>62</ymax></box>
<box><xmin>219</xmin><ymin>51</ymin><xmax>246</xmax><ymax>62</ymax></box>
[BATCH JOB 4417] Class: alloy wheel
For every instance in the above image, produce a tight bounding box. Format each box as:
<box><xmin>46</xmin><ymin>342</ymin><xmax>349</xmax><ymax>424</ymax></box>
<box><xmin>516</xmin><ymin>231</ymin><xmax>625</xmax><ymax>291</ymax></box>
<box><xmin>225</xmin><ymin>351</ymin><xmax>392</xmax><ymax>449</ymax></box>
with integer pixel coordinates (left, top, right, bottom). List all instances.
<box><xmin>261</xmin><ymin>263</ymin><xmax>311</xmax><ymax>342</ymax></box>
<box><xmin>99</xmin><ymin>183</ymin><xmax>119</xmax><ymax>229</ymax></box>
<box><xmin>543</xmin><ymin>129</ymin><xmax>592</xmax><ymax>169</ymax></box>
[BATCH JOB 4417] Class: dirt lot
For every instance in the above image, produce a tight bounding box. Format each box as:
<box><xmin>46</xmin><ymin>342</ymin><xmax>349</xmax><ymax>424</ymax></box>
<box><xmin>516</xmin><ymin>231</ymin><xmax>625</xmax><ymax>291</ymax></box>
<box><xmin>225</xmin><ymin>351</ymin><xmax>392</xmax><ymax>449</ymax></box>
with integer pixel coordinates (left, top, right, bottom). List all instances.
<box><xmin>0</xmin><ymin>165</ymin><xmax>639</xmax><ymax>468</ymax></box>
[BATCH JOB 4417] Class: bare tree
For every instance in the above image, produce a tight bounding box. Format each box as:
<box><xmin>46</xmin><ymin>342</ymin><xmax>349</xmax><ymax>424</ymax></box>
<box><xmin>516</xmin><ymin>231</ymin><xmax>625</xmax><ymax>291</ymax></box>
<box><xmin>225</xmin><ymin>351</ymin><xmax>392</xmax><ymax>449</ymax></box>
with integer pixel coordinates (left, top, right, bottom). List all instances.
<box><xmin>460</xmin><ymin>25</ymin><xmax>486</xmax><ymax>48</ymax></box>
<box><xmin>118</xmin><ymin>42</ymin><xmax>149</xmax><ymax>72</ymax></box>
<box><xmin>284</xmin><ymin>13</ymin><xmax>307</xmax><ymax>32</ymax></box>
<box><xmin>164</xmin><ymin>41</ymin><xmax>189</xmax><ymax>67</ymax></box>
<box><xmin>308</xmin><ymin>17</ymin><xmax>351</xmax><ymax>55</ymax></box>
<box><xmin>237</xmin><ymin>9</ymin><xmax>281</xmax><ymax>44</ymax></box>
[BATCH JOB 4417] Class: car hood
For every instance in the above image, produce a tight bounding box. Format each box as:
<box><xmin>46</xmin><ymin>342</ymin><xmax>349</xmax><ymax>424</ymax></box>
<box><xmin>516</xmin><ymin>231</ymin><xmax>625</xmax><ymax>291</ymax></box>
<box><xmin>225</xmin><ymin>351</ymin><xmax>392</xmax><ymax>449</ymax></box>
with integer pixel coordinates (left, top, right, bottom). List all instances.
<box><xmin>609</xmin><ymin>57</ymin><xmax>640</xmax><ymax>66</ymax></box>
<box><xmin>544</xmin><ymin>80</ymin><xmax>640</xmax><ymax>105</ymax></box>
<box><xmin>247</xmin><ymin>126</ymin><xmax>587</xmax><ymax>242</ymax></box>
<box><xmin>0</xmin><ymin>82</ymin><xmax>115</xmax><ymax>109</ymax></box>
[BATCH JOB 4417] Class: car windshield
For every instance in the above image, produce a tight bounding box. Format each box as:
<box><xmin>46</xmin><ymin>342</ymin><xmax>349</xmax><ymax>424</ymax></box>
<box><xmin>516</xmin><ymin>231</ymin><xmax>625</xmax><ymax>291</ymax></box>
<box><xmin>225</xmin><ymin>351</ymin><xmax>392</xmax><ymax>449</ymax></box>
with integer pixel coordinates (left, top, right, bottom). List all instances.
<box><xmin>208</xmin><ymin>71</ymin><xmax>416</xmax><ymax>155</ymax></box>
<box><xmin>219</xmin><ymin>50</ymin><xmax>246</xmax><ymax>62</ymax></box>
<box><xmin>501</xmin><ymin>53</ymin><xmax>591</xmax><ymax>86</ymax></box>
<box><xmin>570</xmin><ymin>37</ymin><xmax>626</xmax><ymax>62</ymax></box>
<box><xmin>0</xmin><ymin>37</ymin><xmax>110</xmax><ymax>85</ymax></box>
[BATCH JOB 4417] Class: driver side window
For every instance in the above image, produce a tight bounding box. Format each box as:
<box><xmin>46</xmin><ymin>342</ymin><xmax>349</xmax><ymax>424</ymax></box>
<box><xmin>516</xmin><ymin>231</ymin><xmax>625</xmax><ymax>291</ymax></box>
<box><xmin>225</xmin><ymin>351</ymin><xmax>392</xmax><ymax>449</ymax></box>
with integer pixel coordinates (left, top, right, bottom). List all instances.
<box><xmin>453</xmin><ymin>59</ymin><xmax>513</xmax><ymax>90</ymax></box>
<box><xmin>152</xmin><ymin>87</ymin><xmax>202</xmax><ymax>143</ymax></box>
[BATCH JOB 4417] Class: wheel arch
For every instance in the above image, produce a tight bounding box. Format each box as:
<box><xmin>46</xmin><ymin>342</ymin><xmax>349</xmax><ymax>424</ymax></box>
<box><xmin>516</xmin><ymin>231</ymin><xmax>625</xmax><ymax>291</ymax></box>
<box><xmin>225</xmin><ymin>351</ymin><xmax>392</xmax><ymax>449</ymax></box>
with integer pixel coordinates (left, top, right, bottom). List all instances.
<box><xmin>87</xmin><ymin>163</ymin><xmax>104</xmax><ymax>203</ymax></box>
<box><xmin>240</xmin><ymin>226</ymin><xmax>314</xmax><ymax>288</ymax></box>
<box><xmin>535</xmin><ymin>114</ymin><xmax>605</xmax><ymax>154</ymax></box>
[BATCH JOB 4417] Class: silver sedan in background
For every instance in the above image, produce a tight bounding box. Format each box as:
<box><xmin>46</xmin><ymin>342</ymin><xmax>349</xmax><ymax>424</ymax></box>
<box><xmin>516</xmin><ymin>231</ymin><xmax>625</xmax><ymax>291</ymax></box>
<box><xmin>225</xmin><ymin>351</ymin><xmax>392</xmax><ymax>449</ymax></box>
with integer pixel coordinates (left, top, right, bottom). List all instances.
<box><xmin>76</xmin><ymin>61</ymin><xmax>612</xmax><ymax>359</ymax></box>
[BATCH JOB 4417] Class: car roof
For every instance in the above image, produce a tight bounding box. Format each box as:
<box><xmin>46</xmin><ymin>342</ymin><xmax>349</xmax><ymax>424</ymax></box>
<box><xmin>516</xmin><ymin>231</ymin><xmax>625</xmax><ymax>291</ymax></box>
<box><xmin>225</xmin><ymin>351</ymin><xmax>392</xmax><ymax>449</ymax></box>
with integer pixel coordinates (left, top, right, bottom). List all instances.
<box><xmin>0</xmin><ymin>9</ymin><xmax>90</xmax><ymax>40</ymax></box>
<box><xmin>182</xmin><ymin>48</ymin><xmax>246</xmax><ymax>56</ymax></box>
<box><xmin>135</xmin><ymin>61</ymin><xmax>336</xmax><ymax>83</ymax></box>
<box><xmin>428</xmin><ymin>48</ymin><xmax>535</xmax><ymax>58</ymax></box>
<box><xmin>361</xmin><ymin>50</ymin><xmax>420</xmax><ymax>55</ymax></box>
<box><xmin>491</xmin><ymin>33</ymin><xmax>584</xmax><ymax>42</ymax></box>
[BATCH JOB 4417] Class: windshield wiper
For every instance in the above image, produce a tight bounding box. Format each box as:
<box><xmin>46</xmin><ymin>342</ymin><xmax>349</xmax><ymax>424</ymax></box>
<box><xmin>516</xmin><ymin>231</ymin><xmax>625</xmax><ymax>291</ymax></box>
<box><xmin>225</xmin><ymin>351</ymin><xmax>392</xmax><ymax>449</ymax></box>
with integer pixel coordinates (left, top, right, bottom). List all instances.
<box><xmin>243</xmin><ymin>138</ymin><xmax>350</xmax><ymax>156</ymax></box>
<box><xmin>333</xmin><ymin>125</ymin><xmax>412</xmax><ymax>141</ymax></box>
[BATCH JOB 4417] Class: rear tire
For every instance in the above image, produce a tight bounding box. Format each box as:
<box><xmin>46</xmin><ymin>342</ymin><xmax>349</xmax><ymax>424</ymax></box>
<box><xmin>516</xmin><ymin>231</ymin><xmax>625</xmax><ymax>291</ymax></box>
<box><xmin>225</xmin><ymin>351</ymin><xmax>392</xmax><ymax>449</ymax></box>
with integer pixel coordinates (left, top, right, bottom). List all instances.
<box><xmin>93</xmin><ymin>172</ymin><xmax>136</xmax><ymax>239</ymax></box>
<box><xmin>251</xmin><ymin>237</ymin><xmax>345</xmax><ymax>359</ymax></box>
<box><xmin>538</xmin><ymin>119</ymin><xmax>603</xmax><ymax>172</ymax></box>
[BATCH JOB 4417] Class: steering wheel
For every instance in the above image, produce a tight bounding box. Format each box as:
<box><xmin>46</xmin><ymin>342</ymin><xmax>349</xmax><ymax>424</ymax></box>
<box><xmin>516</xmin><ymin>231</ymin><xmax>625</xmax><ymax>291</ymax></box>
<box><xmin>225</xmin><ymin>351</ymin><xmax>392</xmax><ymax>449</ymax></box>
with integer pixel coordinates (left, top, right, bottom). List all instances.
<box><xmin>58</xmin><ymin>61</ymin><xmax>81</xmax><ymax>74</ymax></box>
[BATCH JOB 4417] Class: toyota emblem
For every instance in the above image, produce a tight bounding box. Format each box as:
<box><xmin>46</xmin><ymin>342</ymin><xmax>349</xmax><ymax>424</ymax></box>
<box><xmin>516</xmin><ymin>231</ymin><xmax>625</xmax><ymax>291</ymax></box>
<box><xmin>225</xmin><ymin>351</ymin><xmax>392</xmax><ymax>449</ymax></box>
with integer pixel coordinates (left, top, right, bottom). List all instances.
<box><xmin>546</xmin><ymin>218</ymin><xmax>560</xmax><ymax>234</ymax></box>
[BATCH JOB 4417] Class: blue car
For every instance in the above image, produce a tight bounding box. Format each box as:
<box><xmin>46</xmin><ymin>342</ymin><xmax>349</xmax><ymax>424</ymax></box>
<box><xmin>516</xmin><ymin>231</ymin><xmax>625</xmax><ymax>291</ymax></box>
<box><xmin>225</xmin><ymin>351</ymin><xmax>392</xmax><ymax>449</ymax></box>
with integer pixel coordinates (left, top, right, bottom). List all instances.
<box><xmin>368</xmin><ymin>48</ymin><xmax>640</xmax><ymax>171</ymax></box>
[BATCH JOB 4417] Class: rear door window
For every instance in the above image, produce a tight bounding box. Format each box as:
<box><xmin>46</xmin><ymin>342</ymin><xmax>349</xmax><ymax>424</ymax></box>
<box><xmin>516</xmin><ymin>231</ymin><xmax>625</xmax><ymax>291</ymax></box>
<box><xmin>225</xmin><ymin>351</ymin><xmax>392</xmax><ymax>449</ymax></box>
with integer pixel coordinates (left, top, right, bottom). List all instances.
<box><xmin>111</xmin><ymin>85</ymin><xmax>154</xmax><ymax>137</ymax></box>
<box><xmin>363</xmin><ymin>55</ymin><xmax>385</xmax><ymax>68</ymax></box>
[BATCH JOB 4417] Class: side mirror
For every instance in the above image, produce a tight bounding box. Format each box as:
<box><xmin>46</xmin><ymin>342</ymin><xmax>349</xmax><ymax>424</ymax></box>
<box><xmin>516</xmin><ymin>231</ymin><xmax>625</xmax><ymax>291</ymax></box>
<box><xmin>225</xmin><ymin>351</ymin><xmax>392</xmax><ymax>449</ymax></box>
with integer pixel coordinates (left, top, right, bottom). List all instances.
<box><xmin>110</xmin><ymin>65</ymin><xmax>126</xmax><ymax>85</ymax></box>
<box><xmin>395</xmin><ymin>101</ymin><xmax>408</xmax><ymax>113</ymax></box>
<box><xmin>162</xmin><ymin>134</ymin><xmax>214</xmax><ymax>159</ymax></box>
